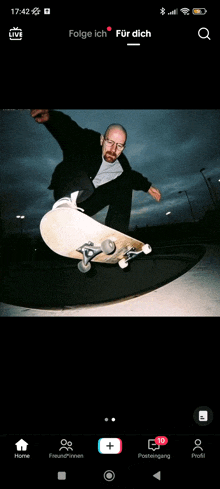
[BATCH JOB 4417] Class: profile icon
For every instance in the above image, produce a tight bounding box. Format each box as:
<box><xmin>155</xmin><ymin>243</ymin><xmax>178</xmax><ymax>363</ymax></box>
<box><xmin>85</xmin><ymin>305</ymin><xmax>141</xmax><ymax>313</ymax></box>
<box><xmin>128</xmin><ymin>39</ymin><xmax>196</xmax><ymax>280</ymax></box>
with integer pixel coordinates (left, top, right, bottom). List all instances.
<box><xmin>193</xmin><ymin>439</ymin><xmax>203</xmax><ymax>451</ymax></box>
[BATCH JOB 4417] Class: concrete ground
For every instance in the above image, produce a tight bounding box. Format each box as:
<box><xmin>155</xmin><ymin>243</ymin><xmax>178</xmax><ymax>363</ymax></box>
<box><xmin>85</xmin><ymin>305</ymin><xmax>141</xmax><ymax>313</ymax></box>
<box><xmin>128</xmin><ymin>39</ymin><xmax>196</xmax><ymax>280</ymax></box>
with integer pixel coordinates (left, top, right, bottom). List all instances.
<box><xmin>0</xmin><ymin>243</ymin><xmax>219</xmax><ymax>317</ymax></box>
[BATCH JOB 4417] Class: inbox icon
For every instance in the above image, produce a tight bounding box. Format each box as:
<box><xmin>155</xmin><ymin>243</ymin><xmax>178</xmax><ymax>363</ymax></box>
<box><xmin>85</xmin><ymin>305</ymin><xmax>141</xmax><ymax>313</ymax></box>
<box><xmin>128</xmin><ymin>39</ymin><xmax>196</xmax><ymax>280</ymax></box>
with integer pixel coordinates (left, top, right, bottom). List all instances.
<box><xmin>148</xmin><ymin>439</ymin><xmax>160</xmax><ymax>451</ymax></box>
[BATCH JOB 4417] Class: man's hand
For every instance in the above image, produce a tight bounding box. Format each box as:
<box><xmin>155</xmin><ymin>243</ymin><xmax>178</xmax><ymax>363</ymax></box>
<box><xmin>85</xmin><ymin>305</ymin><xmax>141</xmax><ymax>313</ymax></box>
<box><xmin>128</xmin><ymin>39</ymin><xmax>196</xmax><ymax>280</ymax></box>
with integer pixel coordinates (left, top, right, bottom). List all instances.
<box><xmin>148</xmin><ymin>186</ymin><xmax>162</xmax><ymax>202</ymax></box>
<box><xmin>30</xmin><ymin>109</ymin><xmax>50</xmax><ymax>123</ymax></box>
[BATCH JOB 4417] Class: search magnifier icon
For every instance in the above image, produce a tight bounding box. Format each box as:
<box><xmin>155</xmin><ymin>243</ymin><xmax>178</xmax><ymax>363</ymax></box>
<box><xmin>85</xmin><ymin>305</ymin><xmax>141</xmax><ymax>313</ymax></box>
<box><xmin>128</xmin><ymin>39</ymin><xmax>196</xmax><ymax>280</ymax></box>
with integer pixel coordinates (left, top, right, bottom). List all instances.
<box><xmin>198</xmin><ymin>27</ymin><xmax>211</xmax><ymax>40</ymax></box>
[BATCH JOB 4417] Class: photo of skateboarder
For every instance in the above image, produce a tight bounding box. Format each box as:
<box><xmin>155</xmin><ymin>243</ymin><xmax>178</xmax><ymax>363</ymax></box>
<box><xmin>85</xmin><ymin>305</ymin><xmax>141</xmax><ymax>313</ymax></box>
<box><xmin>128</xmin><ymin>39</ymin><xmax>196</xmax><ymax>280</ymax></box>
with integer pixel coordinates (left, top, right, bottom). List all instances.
<box><xmin>31</xmin><ymin>109</ymin><xmax>161</xmax><ymax>235</ymax></box>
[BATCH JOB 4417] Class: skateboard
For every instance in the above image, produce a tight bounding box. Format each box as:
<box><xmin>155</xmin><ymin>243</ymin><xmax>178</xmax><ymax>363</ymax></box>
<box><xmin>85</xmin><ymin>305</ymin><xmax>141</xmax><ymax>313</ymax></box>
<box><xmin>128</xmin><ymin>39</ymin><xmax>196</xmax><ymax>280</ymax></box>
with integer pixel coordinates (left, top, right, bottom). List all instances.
<box><xmin>40</xmin><ymin>207</ymin><xmax>152</xmax><ymax>273</ymax></box>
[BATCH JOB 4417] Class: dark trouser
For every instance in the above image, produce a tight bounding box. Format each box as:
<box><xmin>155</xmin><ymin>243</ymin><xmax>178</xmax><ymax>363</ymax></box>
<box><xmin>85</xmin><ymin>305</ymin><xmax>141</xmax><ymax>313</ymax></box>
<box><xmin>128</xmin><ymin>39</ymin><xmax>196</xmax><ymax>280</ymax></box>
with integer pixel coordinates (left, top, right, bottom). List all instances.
<box><xmin>53</xmin><ymin>172</ymin><xmax>133</xmax><ymax>234</ymax></box>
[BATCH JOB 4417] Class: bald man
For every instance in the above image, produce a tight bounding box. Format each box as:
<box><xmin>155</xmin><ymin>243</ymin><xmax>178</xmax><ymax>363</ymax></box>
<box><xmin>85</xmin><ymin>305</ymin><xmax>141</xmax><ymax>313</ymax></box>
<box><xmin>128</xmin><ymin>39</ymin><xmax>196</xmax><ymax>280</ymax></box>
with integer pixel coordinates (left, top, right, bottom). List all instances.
<box><xmin>31</xmin><ymin>109</ymin><xmax>161</xmax><ymax>234</ymax></box>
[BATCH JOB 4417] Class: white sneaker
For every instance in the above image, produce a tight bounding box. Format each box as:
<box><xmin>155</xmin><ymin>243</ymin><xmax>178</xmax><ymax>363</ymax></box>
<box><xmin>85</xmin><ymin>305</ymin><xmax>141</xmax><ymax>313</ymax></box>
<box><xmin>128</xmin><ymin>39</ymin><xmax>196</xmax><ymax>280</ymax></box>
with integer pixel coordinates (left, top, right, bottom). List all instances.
<box><xmin>52</xmin><ymin>191</ymin><xmax>84</xmax><ymax>212</ymax></box>
<box><xmin>52</xmin><ymin>197</ymin><xmax>72</xmax><ymax>210</ymax></box>
<box><xmin>70</xmin><ymin>191</ymin><xmax>80</xmax><ymax>206</ymax></box>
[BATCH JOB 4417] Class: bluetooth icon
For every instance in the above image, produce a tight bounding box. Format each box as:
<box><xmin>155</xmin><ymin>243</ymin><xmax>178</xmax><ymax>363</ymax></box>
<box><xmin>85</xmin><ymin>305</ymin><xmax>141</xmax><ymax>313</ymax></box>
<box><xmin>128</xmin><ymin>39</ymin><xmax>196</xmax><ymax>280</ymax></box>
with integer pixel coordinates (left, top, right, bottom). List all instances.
<box><xmin>160</xmin><ymin>7</ymin><xmax>165</xmax><ymax>15</ymax></box>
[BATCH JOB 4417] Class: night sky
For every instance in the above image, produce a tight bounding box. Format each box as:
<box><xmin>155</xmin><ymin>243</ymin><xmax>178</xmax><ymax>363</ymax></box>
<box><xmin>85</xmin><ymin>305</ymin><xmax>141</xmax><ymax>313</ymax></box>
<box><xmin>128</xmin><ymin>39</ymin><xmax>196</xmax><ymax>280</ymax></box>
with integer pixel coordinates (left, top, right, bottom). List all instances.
<box><xmin>1</xmin><ymin>109</ymin><xmax>220</xmax><ymax>236</ymax></box>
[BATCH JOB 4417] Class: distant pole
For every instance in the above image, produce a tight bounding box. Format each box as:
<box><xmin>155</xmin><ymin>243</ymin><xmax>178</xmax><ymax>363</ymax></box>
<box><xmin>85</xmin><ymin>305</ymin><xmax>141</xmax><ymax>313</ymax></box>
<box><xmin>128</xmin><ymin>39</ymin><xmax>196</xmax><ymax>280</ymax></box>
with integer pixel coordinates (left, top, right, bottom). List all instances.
<box><xmin>178</xmin><ymin>191</ymin><xmax>196</xmax><ymax>222</ymax></box>
<box><xmin>207</xmin><ymin>178</ymin><xmax>218</xmax><ymax>204</ymax></box>
<box><xmin>200</xmin><ymin>168</ymin><xmax>216</xmax><ymax>208</ymax></box>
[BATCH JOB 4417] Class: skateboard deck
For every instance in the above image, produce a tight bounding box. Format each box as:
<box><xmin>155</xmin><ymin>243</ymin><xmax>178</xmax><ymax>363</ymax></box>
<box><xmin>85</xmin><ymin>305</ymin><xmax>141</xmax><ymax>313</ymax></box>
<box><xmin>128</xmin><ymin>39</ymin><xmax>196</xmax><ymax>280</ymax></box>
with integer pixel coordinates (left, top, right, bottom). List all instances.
<box><xmin>40</xmin><ymin>207</ymin><xmax>152</xmax><ymax>272</ymax></box>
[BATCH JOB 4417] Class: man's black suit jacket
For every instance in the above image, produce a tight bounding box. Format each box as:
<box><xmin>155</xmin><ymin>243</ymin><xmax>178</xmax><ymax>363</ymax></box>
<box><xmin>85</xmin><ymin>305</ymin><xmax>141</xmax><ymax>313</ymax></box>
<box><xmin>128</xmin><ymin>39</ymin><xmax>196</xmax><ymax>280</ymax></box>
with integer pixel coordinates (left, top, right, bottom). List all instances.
<box><xmin>45</xmin><ymin>110</ymin><xmax>152</xmax><ymax>197</ymax></box>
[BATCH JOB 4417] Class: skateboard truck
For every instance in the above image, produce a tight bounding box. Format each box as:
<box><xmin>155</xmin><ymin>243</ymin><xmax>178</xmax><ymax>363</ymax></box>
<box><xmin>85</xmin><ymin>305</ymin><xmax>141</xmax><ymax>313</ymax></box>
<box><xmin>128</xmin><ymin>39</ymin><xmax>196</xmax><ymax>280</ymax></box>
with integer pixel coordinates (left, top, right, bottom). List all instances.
<box><xmin>77</xmin><ymin>239</ymin><xmax>116</xmax><ymax>273</ymax></box>
<box><xmin>77</xmin><ymin>242</ymin><xmax>102</xmax><ymax>266</ymax></box>
<box><xmin>124</xmin><ymin>247</ymin><xmax>143</xmax><ymax>261</ymax></box>
<box><xmin>119</xmin><ymin>244</ymin><xmax>152</xmax><ymax>269</ymax></box>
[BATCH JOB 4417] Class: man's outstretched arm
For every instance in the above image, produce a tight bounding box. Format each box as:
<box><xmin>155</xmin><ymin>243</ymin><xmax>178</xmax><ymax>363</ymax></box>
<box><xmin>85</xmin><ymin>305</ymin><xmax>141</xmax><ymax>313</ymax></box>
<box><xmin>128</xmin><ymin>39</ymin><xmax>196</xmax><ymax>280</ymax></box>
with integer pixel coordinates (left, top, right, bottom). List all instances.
<box><xmin>130</xmin><ymin>169</ymin><xmax>162</xmax><ymax>202</ymax></box>
<box><xmin>30</xmin><ymin>109</ymin><xmax>84</xmax><ymax>154</ymax></box>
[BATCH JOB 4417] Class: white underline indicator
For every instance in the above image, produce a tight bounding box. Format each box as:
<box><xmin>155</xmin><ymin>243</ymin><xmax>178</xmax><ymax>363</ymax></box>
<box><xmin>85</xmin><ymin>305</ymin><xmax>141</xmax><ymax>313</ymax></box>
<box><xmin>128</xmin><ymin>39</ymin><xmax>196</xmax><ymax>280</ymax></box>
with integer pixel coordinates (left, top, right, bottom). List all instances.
<box><xmin>127</xmin><ymin>43</ymin><xmax>140</xmax><ymax>46</ymax></box>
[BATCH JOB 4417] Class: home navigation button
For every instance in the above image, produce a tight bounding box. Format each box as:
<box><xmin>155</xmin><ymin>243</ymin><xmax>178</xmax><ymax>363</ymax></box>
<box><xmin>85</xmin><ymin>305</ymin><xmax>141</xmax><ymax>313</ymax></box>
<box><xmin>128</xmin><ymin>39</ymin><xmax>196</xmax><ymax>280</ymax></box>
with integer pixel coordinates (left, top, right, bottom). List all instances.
<box><xmin>104</xmin><ymin>470</ymin><xmax>115</xmax><ymax>481</ymax></box>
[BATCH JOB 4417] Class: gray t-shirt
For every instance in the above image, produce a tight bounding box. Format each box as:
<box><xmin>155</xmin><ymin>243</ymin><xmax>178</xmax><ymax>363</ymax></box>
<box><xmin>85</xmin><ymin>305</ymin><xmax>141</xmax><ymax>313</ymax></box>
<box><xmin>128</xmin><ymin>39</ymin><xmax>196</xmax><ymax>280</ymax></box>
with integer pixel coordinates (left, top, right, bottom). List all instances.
<box><xmin>92</xmin><ymin>158</ymin><xmax>123</xmax><ymax>188</ymax></box>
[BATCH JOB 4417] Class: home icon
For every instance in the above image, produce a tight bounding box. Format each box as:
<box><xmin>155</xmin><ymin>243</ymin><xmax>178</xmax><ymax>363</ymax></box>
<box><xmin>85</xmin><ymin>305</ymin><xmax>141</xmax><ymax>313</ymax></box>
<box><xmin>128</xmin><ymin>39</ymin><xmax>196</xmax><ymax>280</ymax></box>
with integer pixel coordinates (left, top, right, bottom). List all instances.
<box><xmin>15</xmin><ymin>439</ymin><xmax>29</xmax><ymax>451</ymax></box>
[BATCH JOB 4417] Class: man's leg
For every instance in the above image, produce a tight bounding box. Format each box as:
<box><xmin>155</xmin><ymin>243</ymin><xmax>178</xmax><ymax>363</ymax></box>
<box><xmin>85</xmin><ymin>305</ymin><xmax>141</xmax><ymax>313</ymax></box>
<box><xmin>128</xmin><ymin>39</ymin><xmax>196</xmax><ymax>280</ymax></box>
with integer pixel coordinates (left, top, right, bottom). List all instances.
<box><xmin>105</xmin><ymin>173</ymin><xmax>133</xmax><ymax>233</ymax></box>
<box><xmin>80</xmin><ymin>173</ymin><xmax>133</xmax><ymax>234</ymax></box>
<box><xmin>53</xmin><ymin>171</ymin><xmax>94</xmax><ymax>203</ymax></box>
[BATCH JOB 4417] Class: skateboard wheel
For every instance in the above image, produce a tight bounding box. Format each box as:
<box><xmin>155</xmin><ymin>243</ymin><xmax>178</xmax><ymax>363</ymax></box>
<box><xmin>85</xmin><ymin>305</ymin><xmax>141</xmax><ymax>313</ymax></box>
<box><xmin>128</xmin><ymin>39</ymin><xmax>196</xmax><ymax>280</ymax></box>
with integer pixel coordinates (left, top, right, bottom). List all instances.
<box><xmin>119</xmin><ymin>258</ymin><xmax>129</xmax><ymax>269</ymax></box>
<box><xmin>142</xmin><ymin>244</ymin><xmax>152</xmax><ymax>255</ymax></box>
<box><xmin>101</xmin><ymin>239</ymin><xmax>116</xmax><ymax>255</ymax></box>
<box><xmin>78</xmin><ymin>261</ymin><xmax>92</xmax><ymax>273</ymax></box>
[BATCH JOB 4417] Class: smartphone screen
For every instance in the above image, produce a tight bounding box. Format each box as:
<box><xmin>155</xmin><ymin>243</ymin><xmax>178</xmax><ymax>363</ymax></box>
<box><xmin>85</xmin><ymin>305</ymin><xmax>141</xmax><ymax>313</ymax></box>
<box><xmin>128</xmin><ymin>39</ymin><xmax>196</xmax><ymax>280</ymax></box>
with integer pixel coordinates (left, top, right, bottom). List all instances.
<box><xmin>1</xmin><ymin>5</ymin><xmax>219</xmax><ymax>486</ymax></box>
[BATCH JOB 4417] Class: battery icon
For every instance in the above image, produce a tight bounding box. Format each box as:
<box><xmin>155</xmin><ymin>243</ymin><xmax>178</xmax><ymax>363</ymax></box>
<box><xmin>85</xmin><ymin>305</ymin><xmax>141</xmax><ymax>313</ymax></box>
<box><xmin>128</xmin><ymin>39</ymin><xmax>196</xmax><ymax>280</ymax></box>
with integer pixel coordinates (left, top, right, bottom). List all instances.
<box><xmin>192</xmin><ymin>8</ymin><xmax>207</xmax><ymax>15</ymax></box>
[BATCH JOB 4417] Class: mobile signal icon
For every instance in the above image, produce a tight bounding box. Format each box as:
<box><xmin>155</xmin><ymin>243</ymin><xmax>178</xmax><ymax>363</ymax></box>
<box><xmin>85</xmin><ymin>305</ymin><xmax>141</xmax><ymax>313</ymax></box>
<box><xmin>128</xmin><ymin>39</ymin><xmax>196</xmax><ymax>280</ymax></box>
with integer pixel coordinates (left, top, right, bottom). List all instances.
<box><xmin>168</xmin><ymin>8</ymin><xmax>178</xmax><ymax>15</ymax></box>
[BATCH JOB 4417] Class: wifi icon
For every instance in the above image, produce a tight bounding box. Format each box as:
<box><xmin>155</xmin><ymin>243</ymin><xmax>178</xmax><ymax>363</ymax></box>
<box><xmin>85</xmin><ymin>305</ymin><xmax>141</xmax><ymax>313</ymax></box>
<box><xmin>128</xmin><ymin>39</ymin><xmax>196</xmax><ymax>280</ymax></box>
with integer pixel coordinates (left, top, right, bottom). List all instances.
<box><xmin>180</xmin><ymin>8</ymin><xmax>190</xmax><ymax>15</ymax></box>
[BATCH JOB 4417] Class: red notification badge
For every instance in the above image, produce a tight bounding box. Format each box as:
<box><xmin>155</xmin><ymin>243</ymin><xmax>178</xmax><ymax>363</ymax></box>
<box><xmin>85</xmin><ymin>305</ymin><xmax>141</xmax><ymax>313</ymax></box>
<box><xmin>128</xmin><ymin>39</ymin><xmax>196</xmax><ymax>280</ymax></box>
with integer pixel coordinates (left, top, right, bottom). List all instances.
<box><xmin>155</xmin><ymin>436</ymin><xmax>168</xmax><ymax>446</ymax></box>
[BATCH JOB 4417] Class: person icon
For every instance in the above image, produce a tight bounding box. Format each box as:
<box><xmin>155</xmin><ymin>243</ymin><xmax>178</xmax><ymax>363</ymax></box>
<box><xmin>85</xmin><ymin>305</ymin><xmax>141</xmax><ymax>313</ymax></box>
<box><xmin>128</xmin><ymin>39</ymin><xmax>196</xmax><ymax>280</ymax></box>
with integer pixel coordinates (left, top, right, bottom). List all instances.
<box><xmin>59</xmin><ymin>439</ymin><xmax>73</xmax><ymax>451</ymax></box>
<box><xmin>193</xmin><ymin>439</ymin><xmax>203</xmax><ymax>451</ymax></box>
